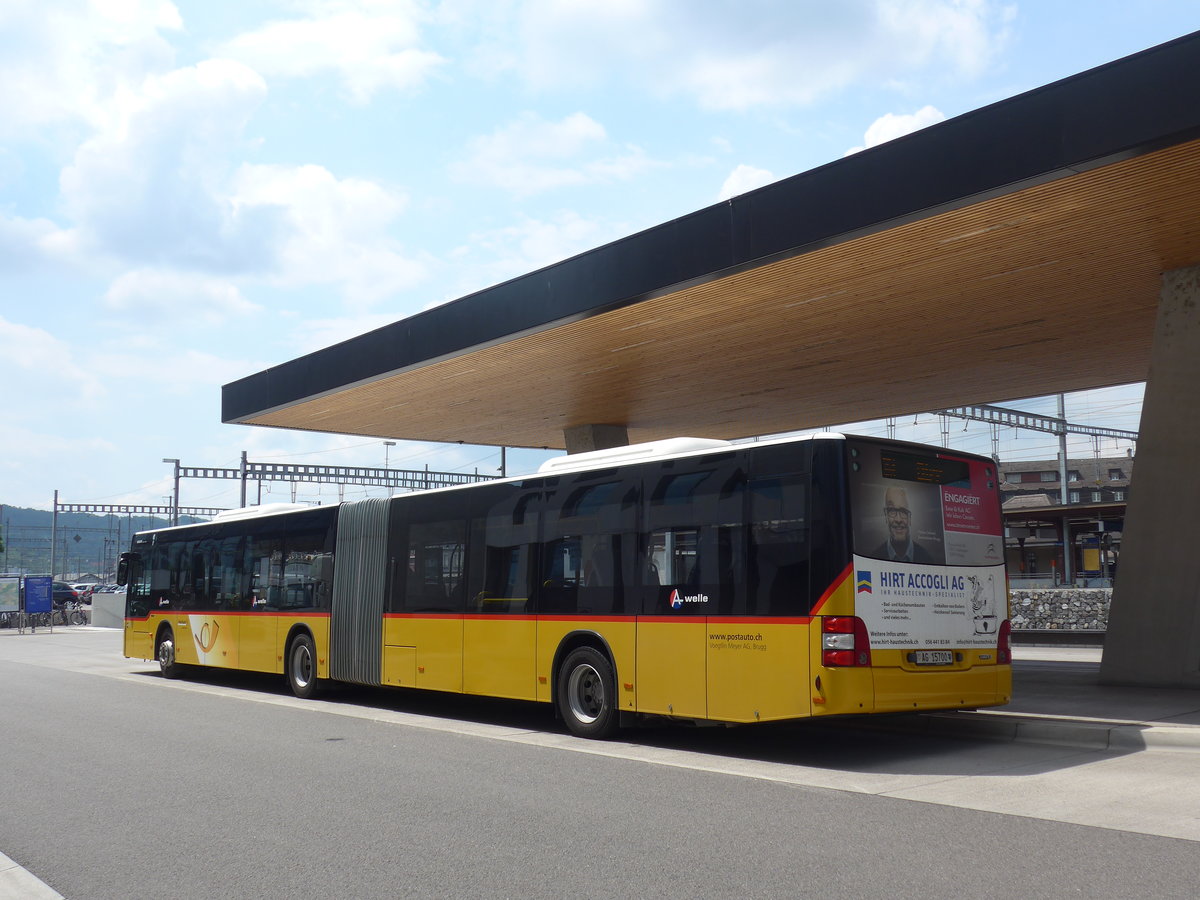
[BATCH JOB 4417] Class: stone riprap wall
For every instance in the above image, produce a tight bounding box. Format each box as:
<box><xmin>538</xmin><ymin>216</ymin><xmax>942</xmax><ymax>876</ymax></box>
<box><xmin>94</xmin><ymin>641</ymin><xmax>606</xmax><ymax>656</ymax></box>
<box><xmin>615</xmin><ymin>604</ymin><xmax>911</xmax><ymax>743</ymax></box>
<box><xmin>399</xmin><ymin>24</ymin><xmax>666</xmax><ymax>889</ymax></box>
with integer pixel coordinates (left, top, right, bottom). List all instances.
<box><xmin>1008</xmin><ymin>589</ymin><xmax>1110</xmax><ymax>631</ymax></box>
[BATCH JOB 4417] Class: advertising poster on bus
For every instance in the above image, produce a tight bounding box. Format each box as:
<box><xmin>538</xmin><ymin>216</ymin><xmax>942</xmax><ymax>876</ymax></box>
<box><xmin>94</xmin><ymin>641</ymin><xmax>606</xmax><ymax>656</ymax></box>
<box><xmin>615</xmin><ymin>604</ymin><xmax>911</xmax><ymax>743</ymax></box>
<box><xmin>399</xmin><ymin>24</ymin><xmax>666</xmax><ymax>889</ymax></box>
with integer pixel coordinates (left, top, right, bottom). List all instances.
<box><xmin>847</xmin><ymin>441</ymin><xmax>1005</xmax><ymax>649</ymax></box>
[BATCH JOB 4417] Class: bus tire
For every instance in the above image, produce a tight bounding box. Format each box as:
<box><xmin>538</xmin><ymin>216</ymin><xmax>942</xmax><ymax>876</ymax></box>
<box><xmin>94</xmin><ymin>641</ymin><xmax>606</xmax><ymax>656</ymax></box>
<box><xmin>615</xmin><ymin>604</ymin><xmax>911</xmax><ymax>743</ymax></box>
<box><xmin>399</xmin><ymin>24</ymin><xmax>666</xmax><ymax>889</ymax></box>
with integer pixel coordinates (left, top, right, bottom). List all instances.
<box><xmin>556</xmin><ymin>646</ymin><xmax>619</xmax><ymax>739</ymax></box>
<box><xmin>156</xmin><ymin>627</ymin><xmax>184</xmax><ymax>679</ymax></box>
<box><xmin>287</xmin><ymin>633</ymin><xmax>321</xmax><ymax>699</ymax></box>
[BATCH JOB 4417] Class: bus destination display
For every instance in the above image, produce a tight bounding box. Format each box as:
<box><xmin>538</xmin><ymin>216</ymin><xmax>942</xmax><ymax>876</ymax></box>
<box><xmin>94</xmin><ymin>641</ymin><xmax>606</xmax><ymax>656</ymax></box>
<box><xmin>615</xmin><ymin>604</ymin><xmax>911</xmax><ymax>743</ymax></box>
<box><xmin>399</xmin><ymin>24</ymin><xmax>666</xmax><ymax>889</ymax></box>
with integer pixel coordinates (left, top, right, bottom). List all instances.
<box><xmin>880</xmin><ymin>451</ymin><xmax>969</xmax><ymax>486</ymax></box>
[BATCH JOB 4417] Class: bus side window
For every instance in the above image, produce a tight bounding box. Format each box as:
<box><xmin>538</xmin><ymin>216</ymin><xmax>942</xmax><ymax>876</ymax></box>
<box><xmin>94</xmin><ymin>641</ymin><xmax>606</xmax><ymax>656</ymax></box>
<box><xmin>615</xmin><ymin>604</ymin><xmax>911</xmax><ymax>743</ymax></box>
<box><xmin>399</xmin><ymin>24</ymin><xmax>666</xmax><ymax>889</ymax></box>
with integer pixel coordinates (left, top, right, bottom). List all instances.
<box><xmin>538</xmin><ymin>471</ymin><xmax>636</xmax><ymax>615</ymax></box>
<box><xmin>245</xmin><ymin>527</ymin><xmax>283</xmax><ymax>611</ymax></box>
<box><xmin>406</xmin><ymin>521</ymin><xmax>466</xmax><ymax>613</ymax></box>
<box><xmin>747</xmin><ymin>476</ymin><xmax>809</xmax><ymax>616</ymax></box>
<box><xmin>465</xmin><ymin>483</ymin><xmax>539</xmax><ymax>615</ymax></box>
<box><xmin>643</xmin><ymin>454</ymin><xmax>745</xmax><ymax>616</ymax></box>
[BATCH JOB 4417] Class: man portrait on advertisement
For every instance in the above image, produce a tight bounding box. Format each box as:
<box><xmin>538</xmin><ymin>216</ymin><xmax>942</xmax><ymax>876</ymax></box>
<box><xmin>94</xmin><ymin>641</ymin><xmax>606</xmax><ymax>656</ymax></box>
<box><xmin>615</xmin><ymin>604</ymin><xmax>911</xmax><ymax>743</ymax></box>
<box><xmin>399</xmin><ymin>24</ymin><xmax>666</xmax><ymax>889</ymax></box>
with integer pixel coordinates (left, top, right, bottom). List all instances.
<box><xmin>874</xmin><ymin>486</ymin><xmax>935</xmax><ymax>563</ymax></box>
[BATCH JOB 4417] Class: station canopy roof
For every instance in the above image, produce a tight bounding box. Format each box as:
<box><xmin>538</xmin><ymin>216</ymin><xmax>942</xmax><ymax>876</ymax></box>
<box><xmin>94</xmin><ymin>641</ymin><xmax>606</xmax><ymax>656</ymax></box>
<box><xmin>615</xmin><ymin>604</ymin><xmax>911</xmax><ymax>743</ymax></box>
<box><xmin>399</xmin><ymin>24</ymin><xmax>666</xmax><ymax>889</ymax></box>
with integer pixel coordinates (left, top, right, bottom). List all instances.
<box><xmin>223</xmin><ymin>32</ymin><xmax>1200</xmax><ymax>451</ymax></box>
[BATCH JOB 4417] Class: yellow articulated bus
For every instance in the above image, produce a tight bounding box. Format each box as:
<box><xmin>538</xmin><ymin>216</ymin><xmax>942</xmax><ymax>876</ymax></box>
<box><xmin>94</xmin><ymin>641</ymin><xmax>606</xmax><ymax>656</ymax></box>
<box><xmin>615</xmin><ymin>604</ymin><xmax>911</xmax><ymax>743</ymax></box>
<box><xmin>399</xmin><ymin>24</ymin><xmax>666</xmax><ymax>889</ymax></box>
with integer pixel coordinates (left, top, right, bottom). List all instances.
<box><xmin>120</xmin><ymin>433</ymin><xmax>1011</xmax><ymax>738</ymax></box>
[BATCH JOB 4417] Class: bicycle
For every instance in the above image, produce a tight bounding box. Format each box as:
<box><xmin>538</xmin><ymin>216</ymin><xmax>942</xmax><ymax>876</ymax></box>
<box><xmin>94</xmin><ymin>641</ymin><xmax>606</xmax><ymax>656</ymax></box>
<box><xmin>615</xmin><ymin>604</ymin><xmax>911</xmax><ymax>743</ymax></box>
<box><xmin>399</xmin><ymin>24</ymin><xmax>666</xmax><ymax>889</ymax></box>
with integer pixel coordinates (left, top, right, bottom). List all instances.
<box><xmin>63</xmin><ymin>600</ymin><xmax>89</xmax><ymax>626</ymax></box>
<box><xmin>22</xmin><ymin>611</ymin><xmax>55</xmax><ymax>632</ymax></box>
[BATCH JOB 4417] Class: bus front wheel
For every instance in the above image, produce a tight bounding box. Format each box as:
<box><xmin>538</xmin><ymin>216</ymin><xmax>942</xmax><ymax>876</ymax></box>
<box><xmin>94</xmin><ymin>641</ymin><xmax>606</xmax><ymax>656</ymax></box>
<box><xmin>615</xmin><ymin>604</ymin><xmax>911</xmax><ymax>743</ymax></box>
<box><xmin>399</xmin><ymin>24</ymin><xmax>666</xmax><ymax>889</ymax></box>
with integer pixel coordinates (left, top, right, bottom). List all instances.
<box><xmin>287</xmin><ymin>633</ymin><xmax>321</xmax><ymax>699</ymax></box>
<box><xmin>156</xmin><ymin>627</ymin><xmax>184</xmax><ymax>679</ymax></box>
<box><xmin>556</xmin><ymin>646</ymin><xmax>619</xmax><ymax>739</ymax></box>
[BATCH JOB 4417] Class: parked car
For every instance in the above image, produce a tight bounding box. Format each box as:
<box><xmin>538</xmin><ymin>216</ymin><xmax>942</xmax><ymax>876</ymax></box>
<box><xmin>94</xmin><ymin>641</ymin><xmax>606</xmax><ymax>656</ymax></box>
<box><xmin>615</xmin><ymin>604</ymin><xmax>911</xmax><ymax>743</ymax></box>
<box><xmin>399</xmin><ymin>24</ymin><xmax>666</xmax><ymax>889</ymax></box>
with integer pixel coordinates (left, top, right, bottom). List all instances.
<box><xmin>52</xmin><ymin>582</ymin><xmax>81</xmax><ymax>608</ymax></box>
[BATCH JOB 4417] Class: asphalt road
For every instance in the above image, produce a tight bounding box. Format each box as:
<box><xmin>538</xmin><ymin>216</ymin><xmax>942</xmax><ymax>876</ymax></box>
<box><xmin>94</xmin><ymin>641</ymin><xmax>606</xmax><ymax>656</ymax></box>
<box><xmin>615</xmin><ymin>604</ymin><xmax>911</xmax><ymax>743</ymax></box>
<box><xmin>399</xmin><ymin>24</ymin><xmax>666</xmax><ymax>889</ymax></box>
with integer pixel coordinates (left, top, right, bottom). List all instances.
<box><xmin>2</xmin><ymin>629</ymin><xmax>1198</xmax><ymax>899</ymax></box>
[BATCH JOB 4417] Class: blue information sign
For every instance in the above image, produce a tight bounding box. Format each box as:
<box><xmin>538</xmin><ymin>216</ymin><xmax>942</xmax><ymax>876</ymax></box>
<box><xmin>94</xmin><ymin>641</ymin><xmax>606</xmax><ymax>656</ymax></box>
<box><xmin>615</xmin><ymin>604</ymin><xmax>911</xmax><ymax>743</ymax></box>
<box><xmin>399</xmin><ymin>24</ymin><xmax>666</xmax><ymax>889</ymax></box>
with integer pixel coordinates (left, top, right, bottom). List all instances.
<box><xmin>24</xmin><ymin>576</ymin><xmax>52</xmax><ymax>614</ymax></box>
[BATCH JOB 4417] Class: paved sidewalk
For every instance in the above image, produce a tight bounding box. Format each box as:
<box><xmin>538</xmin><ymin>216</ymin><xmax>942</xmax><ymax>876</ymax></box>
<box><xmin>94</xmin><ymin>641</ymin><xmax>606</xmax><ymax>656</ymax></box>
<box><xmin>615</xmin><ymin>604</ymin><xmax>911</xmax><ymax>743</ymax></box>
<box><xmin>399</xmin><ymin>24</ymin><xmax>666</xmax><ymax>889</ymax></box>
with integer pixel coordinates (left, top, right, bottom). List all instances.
<box><xmin>0</xmin><ymin>852</ymin><xmax>61</xmax><ymax>900</ymax></box>
<box><xmin>912</xmin><ymin>646</ymin><xmax>1200</xmax><ymax>751</ymax></box>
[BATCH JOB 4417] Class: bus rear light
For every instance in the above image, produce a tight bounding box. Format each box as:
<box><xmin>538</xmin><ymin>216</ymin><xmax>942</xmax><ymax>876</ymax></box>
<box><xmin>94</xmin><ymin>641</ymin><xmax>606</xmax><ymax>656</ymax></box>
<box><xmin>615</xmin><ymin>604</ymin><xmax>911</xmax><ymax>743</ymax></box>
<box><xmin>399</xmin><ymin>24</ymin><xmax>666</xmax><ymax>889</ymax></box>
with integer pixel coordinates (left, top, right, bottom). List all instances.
<box><xmin>822</xmin><ymin>633</ymin><xmax>855</xmax><ymax>651</ymax></box>
<box><xmin>822</xmin><ymin>649</ymin><xmax>856</xmax><ymax>667</ymax></box>
<box><xmin>997</xmin><ymin>619</ymin><xmax>1012</xmax><ymax>665</ymax></box>
<box><xmin>821</xmin><ymin>616</ymin><xmax>872</xmax><ymax>667</ymax></box>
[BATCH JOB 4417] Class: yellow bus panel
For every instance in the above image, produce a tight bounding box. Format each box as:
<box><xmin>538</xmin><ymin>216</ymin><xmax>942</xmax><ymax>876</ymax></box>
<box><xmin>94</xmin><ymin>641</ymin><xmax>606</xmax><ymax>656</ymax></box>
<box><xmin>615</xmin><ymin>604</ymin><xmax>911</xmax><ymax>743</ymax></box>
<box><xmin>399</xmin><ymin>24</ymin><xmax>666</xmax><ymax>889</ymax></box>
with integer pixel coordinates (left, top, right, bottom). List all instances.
<box><xmin>384</xmin><ymin>615</ymin><xmax>463</xmax><ymax>693</ymax></box>
<box><xmin>706</xmin><ymin>621</ymin><xmax>811</xmax><ymax>723</ymax></box>
<box><xmin>871</xmin><ymin>648</ymin><xmax>1011</xmax><ymax>712</ymax></box>
<box><xmin>463</xmin><ymin>618</ymin><xmax>536</xmax><ymax>700</ymax></box>
<box><xmin>636</xmin><ymin>619</ymin><xmax>706</xmax><ymax>718</ymax></box>
<box><xmin>173</xmin><ymin>613</ymin><xmax>239</xmax><ymax>669</ymax></box>
<box><xmin>382</xmin><ymin>645</ymin><xmax>417</xmax><ymax>687</ymax></box>
<box><xmin>239</xmin><ymin>614</ymin><xmax>279</xmax><ymax>673</ymax></box>
<box><xmin>124</xmin><ymin>620</ymin><xmax>153</xmax><ymax>661</ymax></box>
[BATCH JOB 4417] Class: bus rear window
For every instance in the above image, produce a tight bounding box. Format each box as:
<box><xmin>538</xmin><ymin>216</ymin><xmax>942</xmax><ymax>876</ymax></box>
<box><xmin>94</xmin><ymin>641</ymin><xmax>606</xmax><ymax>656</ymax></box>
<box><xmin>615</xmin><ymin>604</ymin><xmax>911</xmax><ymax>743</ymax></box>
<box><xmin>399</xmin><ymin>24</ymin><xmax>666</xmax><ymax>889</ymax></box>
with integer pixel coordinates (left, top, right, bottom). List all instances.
<box><xmin>848</xmin><ymin>441</ymin><xmax>1002</xmax><ymax>567</ymax></box>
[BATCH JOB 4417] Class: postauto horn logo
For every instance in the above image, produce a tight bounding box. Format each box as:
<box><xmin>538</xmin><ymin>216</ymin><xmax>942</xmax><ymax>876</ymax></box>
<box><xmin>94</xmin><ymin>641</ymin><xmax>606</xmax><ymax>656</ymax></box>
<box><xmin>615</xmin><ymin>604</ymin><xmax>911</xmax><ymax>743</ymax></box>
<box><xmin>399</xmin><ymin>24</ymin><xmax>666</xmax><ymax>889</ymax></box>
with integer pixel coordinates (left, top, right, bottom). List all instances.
<box><xmin>669</xmin><ymin>588</ymin><xmax>709</xmax><ymax>609</ymax></box>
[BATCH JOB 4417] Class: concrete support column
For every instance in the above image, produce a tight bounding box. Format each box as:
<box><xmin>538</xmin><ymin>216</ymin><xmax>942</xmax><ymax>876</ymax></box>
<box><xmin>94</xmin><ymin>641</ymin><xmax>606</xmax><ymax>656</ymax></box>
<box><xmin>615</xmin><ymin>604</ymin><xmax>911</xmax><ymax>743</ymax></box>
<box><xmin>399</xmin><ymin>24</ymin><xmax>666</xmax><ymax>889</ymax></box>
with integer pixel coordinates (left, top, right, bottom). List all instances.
<box><xmin>1100</xmin><ymin>264</ymin><xmax>1200</xmax><ymax>687</ymax></box>
<box><xmin>563</xmin><ymin>424</ymin><xmax>629</xmax><ymax>455</ymax></box>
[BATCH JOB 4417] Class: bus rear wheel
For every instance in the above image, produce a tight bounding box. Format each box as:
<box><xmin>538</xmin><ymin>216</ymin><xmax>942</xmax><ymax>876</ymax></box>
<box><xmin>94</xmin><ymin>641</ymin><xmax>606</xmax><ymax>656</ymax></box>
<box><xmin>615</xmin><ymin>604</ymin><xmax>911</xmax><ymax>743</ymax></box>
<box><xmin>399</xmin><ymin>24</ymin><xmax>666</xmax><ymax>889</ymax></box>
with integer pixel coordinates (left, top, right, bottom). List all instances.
<box><xmin>156</xmin><ymin>627</ymin><xmax>184</xmax><ymax>679</ymax></box>
<box><xmin>287</xmin><ymin>633</ymin><xmax>321</xmax><ymax>699</ymax></box>
<box><xmin>556</xmin><ymin>646</ymin><xmax>619</xmax><ymax>739</ymax></box>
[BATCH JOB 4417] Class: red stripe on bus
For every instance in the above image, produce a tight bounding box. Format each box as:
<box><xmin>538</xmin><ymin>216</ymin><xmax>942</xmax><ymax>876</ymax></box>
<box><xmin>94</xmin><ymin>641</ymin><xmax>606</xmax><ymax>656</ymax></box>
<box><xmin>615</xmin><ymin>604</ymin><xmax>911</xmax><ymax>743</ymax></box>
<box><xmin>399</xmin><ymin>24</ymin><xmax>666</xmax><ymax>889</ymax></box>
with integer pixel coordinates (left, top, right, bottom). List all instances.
<box><xmin>129</xmin><ymin>610</ymin><xmax>330</xmax><ymax>619</ymax></box>
<box><xmin>384</xmin><ymin>612</ymin><xmax>815</xmax><ymax>624</ymax></box>
<box><xmin>809</xmin><ymin>562</ymin><xmax>853</xmax><ymax>615</ymax></box>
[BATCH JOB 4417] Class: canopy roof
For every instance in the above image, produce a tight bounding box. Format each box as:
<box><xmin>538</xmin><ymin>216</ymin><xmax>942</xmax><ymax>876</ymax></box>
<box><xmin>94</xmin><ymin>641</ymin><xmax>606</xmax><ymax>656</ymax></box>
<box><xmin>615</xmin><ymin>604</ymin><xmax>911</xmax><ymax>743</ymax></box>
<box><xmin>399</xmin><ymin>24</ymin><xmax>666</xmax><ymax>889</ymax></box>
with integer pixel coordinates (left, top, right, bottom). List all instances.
<box><xmin>223</xmin><ymin>32</ymin><xmax>1200</xmax><ymax>450</ymax></box>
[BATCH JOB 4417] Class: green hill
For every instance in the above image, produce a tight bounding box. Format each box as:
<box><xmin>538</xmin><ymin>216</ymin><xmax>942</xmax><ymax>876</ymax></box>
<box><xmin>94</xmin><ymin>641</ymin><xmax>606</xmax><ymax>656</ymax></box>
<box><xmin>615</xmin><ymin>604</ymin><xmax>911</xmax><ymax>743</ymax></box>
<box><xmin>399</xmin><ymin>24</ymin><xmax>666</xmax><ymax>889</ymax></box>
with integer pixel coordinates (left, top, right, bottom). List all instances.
<box><xmin>0</xmin><ymin>505</ymin><xmax>205</xmax><ymax>579</ymax></box>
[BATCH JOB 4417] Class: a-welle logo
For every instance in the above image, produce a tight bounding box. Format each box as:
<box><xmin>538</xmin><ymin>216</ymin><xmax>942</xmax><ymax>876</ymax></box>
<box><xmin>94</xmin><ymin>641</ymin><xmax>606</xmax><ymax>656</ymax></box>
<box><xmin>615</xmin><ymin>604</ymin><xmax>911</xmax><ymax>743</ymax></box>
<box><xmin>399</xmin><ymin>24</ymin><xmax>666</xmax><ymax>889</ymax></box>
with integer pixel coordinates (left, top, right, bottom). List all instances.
<box><xmin>669</xmin><ymin>588</ymin><xmax>709</xmax><ymax>609</ymax></box>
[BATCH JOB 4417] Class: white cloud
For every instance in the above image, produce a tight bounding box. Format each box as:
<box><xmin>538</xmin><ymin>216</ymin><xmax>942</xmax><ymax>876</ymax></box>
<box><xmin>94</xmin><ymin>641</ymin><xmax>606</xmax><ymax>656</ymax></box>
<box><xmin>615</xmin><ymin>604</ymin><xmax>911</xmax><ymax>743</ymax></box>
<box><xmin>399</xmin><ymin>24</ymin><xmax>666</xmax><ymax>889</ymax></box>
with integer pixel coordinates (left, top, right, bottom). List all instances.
<box><xmin>90</xmin><ymin>333</ymin><xmax>258</xmax><ymax>396</ymax></box>
<box><xmin>845</xmin><ymin>104</ymin><xmax>947</xmax><ymax>154</ymax></box>
<box><xmin>718</xmin><ymin>164</ymin><xmax>776</xmax><ymax>200</ymax></box>
<box><xmin>232</xmin><ymin>163</ymin><xmax>428</xmax><ymax>308</ymax></box>
<box><xmin>44</xmin><ymin>56</ymin><xmax>424</xmax><ymax>308</ymax></box>
<box><xmin>0</xmin><ymin>315</ymin><xmax>104</xmax><ymax>402</ymax></box>
<box><xmin>0</xmin><ymin>0</ymin><xmax>181</xmax><ymax>137</ymax></box>
<box><xmin>59</xmin><ymin>58</ymin><xmax>279</xmax><ymax>272</ymax></box>
<box><xmin>103</xmin><ymin>269</ymin><xmax>261</xmax><ymax>326</ymax></box>
<box><xmin>218</xmin><ymin>0</ymin><xmax>445</xmax><ymax>103</ymax></box>
<box><xmin>451</xmin><ymin>112</ymin><xmax>658</xmax><ymax>196</ymax></box>
<box><xmin>0</xmin><ymin>215</ymin><xmax>69</xmax><ymax>271</ymax></box>
<box><xmin>510</xmin><ymin>0</ymin><xmax>1012</xmax><ymax>110</ymax></box>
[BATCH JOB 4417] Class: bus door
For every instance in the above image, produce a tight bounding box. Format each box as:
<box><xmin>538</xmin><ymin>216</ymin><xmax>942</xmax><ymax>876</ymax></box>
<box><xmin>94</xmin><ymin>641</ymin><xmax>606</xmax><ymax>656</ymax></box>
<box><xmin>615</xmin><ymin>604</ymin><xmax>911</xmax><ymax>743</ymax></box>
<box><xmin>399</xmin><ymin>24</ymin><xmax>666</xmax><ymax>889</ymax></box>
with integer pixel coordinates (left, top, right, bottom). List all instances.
<box><xmin>239</xmin><ymin>531</ymin><xmax>279</xmax><ymax>672</ymax></box>
<box><xmin>121</xmin><ymin>542</ymin><xmax>156</xmax><ymax>660</ymax></box>
<box><xmin>638</xmin><ymin>526</ymin><xmax>708</xmax><ymax>718</ymax></box>
<box><xmin>170</xmin><ymin>536</ymin><xmax>242</xmax><ymax>670</ymax></box>
<box><xmin>387</xmin><ymin>494</ymin><xmax>467</xmax><ymax>693</ymax></box>
<box><xmin>637</xmin><ymin>455</ymin><xmax>744</xmax><ymax>720</ymax></box>
<box><xmin>463</xmin><ymin>484</ymin><xmax>539</xmax><ymax>701</ymax></box>
<box><xmin>708</xmin><ymin>464</ymin><xmax>815</xmax><ymax>724</ymax></box>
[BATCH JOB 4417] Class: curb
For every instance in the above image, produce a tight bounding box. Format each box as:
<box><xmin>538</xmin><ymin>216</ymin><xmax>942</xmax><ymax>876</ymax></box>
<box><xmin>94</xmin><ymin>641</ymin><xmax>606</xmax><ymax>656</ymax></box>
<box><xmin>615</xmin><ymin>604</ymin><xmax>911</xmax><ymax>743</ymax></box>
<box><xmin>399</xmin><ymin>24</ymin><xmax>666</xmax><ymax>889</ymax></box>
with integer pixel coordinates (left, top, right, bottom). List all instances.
<box><xmin>919</xmin><ymin>711</ymin><xmax>1200</xmax><ymax>753</ymax></box>
<box><xmin>0</xmin><ymin>852</ymin><xmax>63</xmax><ymax>900</ymax></box>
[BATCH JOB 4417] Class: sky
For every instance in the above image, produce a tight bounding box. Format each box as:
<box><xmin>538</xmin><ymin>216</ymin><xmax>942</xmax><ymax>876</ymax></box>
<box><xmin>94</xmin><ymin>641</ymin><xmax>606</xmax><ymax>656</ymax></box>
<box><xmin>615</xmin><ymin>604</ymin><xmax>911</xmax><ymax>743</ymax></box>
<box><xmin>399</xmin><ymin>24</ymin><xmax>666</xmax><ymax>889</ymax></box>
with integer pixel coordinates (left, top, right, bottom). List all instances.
<box><xmin>1</xmin><ymin>0</ymin><xmax>1195</xmax><ymax>513</ymax></box>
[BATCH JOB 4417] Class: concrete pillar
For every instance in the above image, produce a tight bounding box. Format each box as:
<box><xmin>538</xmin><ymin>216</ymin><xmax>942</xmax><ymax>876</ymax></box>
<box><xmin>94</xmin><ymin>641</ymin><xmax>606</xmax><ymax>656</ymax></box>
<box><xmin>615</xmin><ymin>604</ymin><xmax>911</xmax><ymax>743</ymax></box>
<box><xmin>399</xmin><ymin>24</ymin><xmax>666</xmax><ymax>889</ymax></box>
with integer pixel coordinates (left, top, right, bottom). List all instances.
<box><xmin>563</xmin><ymin>424</ymin><xmax>629</xmax><ymax>455</ymax></box>
<box><xmin>1100</xmin><ymin>264</ymin><xmax>1200</xmax><ymax>687</ymax></box>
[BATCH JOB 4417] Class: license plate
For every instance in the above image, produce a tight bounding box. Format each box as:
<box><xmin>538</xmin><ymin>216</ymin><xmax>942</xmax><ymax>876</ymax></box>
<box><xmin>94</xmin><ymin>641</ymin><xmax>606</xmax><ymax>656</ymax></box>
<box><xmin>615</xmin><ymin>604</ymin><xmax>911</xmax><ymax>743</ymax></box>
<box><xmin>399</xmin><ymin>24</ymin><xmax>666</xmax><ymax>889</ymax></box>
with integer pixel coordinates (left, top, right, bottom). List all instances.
<box><xmin>912</xmin><ymin>650</ymin><xmax>953</xmax><ymax>666</ymax></box>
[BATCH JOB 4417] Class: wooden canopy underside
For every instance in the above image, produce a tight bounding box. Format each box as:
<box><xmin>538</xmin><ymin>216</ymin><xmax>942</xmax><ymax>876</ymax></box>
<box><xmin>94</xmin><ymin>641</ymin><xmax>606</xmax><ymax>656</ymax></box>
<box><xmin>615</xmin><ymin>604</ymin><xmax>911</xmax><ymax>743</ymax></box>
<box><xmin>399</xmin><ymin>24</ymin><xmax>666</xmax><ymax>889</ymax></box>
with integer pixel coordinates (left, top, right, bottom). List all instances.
<box><xmin>243</xmin><ymin>139</ymin><xmax>1200</xmax><ymax>449</ymax></box>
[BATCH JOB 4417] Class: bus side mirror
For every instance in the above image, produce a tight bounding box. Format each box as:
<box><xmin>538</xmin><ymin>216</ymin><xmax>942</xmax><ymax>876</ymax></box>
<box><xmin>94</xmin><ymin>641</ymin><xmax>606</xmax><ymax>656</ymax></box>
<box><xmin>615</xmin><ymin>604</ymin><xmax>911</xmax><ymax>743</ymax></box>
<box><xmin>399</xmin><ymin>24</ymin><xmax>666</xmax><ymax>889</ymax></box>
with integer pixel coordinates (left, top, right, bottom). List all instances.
<box><xmin>116</xmin><ymin>552</ymin><xmax>141</xmax><ymax>586</ymax></box>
